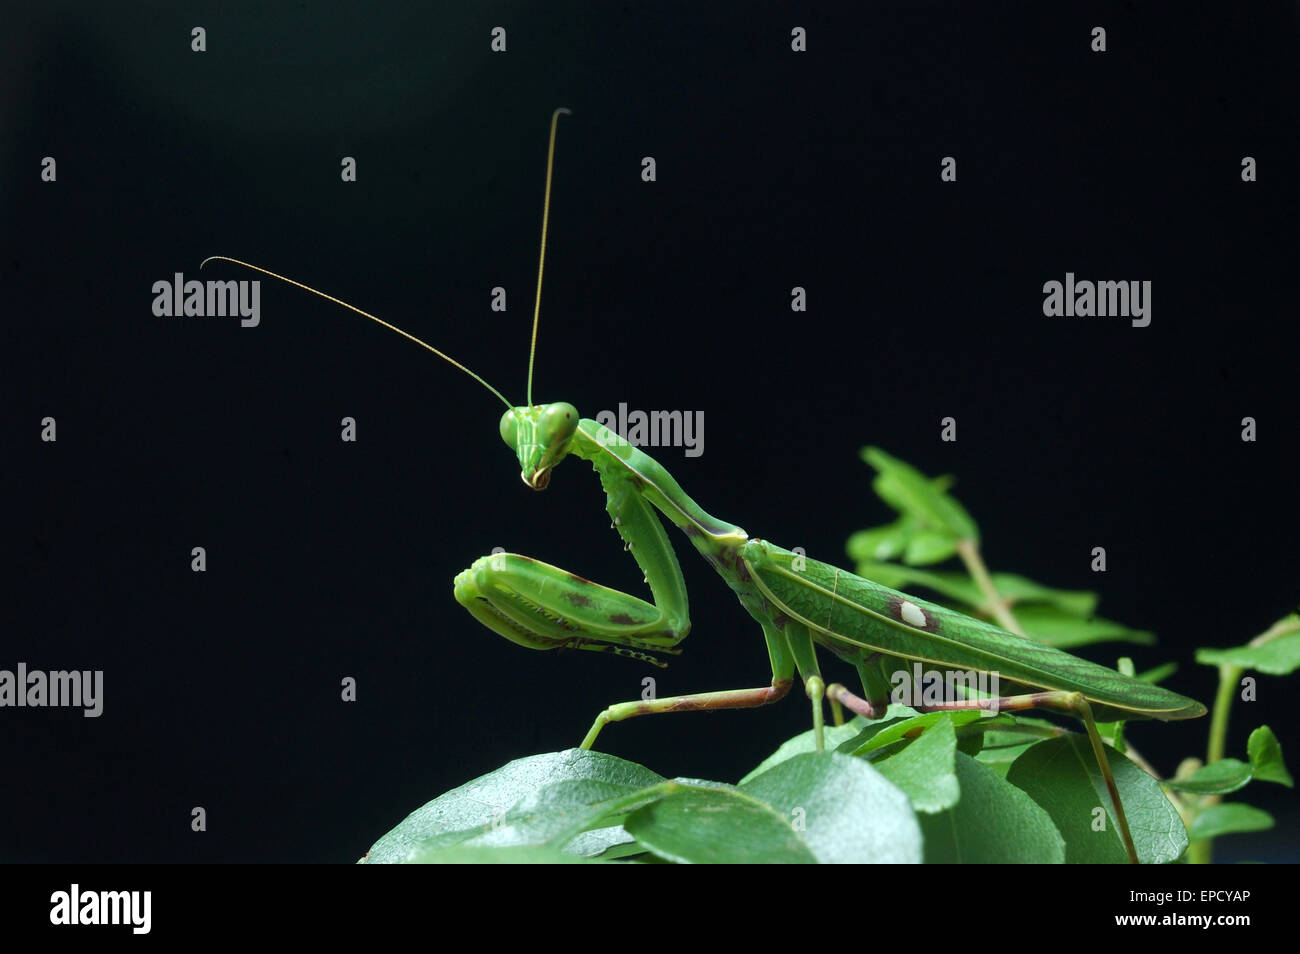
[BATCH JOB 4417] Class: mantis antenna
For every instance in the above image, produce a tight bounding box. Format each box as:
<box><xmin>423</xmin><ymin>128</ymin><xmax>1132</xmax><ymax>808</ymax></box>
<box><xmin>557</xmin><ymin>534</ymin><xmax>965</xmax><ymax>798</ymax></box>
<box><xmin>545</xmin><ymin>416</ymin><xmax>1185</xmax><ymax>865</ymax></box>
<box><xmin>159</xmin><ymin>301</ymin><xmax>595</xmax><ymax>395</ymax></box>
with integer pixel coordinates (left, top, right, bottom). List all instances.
<box><xmin>526</xmin><ymin>107</ymin><xmax>571</xmax><ymax>408</ymax></box>
<box><xmin>203</xmin><ymin>108</ymin><xmax>575</xmax><ymax>412</ymax></box>
<box><xmin>197</xmin><ymin>258</ymin><xmax>513</xmax><ymax>409</ymax></box>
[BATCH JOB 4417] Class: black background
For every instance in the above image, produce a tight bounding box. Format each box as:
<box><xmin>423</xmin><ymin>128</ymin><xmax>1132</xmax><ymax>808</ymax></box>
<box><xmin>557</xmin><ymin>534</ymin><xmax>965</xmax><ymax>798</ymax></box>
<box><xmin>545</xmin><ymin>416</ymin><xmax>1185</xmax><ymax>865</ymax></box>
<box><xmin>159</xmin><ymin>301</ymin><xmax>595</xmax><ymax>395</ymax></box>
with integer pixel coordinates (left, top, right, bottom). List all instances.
<box><xmin>5</xmin><ymin>2</ymin><xmax>1298</xmax><ymax>863</ymax></box>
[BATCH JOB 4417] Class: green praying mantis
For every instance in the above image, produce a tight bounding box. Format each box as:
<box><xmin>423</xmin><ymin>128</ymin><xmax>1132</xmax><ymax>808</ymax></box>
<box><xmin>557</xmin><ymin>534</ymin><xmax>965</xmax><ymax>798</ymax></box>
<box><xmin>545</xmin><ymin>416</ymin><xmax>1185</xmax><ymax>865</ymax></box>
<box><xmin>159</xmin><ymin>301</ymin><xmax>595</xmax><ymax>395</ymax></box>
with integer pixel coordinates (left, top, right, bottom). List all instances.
<box><xmin>205</xmin><ymin>108</ymin><xmax>1206</xmax><ymax>864</ymax></box>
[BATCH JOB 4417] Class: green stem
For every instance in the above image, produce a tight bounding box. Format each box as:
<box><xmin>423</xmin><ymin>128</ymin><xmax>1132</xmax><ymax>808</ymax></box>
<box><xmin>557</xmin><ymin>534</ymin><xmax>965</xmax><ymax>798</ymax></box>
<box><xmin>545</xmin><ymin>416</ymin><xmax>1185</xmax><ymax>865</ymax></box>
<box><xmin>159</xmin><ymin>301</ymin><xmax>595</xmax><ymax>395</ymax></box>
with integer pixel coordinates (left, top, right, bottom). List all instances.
<box><xmin>1186</xmin><ymin>613</ymin><xmax>1299</xmax><ymax>864</ymax></box>
<box><xmin>1186</xmin><ymin>665</ymin><xmax>1239</xmax><ymax>865</ymax></box>
<box><xmin>955</xmin><ymin>538</ymin><xmax>1025</xmax><ymax>636</ymax></box>
<box><xmin>1206</xmin><ymin>664</ymin><xmax>1241</xmax><ymax>766</ymax></box>
<box><xmin>1204</xmin><ymin>615</ymin><xmax>1297</xmax><ymax>770</ymax></box>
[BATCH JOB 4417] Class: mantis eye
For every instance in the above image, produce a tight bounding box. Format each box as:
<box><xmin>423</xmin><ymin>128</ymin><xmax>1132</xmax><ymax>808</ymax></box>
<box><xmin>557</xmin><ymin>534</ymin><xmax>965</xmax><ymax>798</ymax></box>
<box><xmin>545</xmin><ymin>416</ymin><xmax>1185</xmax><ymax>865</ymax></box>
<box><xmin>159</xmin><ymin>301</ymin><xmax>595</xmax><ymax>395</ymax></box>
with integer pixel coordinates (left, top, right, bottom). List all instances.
<box><xmin>499</xmin><ymin>409</ymin><xmax>519</xmax><ymax>450</ymax></box>
<box><xmin>538</xmin><ymin>402</ymin><xmax>579</xmax><ymax>447</ymax></box>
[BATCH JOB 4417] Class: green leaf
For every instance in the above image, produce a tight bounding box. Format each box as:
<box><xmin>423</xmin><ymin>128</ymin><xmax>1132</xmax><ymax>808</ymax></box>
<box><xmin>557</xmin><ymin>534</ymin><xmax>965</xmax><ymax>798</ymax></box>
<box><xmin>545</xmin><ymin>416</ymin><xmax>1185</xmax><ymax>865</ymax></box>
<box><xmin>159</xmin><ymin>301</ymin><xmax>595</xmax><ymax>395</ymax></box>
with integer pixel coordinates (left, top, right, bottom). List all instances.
<box><xmin>1188</xmin><ymin>804</ymin><xmax>1274</xmax><ymax>841</ymax></box>
<box><xmin>1196</xmin><ymin>632</ymin><xmax>1300</xmax><ymax>675</ymax></box>
<box><xmin>975</xmin><ymin>733</ymin><xmax>1046</xmax><ymax>775</ymax></box>
<box><xmin>851</xmin><ymin>563</ymin><xmax>980</xmax><ymax>604</ymax></box>
<box><xmin>848</xmin><ymin>709</ymin><xmax>999</xmax><ymax>757</ymax></box>
<box><xmin>628</xmin><ymin>754</ymin><xmax>923</xmax><ymax>863</ymax></box>
<box><xmin>1164</xmin><ymin>726</ymin><xmax>1292</xmax><ymax>795</ymax></box>
<box><xmin>1164</xmin><ymin>758</ymin><xmax>1254</xmax><ymax>795</ymax></box>
<box><xmin>364</xmin><ymin>749</ymin><xmax>663</xmax><ymax>864</ymax></box>
<box><xmin>918</xmin><ymin>752</ymin><xmax>1065</xmax><ymax>862</ymax></box>
<box><xmin>1096</xmin><ymin>720</ymin><xmax>1126</xmax><ymax>753</ymax></box>
<box><xmin>862</xmin><ymin>447</ymin><xmax>979</xmax><ymax>542</ymax></box>
<box><xmin>741</xmin><ymin>720</ymin><xmax>870</xmax><ymax>784</ymax></box>
<box><xmin>953</xmin><ymin>720</ymin><xmax>988</xmax><ymax>757</ymax></box>
<box><xmin>1006</xmin><ymin>735</ymin><xmax>1187</xmax><ymax>864</ymax></box>
<box><xmin>1247</xmin><ymin>726</ymin><xmax>1293</xmax><ymax>787</ymax></box>
<box><xmin>846</xmin><ymin>520</ymin><xmax>912</xmax><ymax>563</ymax></box>
<box><xmin>623</xmin><ymin>782</ymin><xmax>818</xmax><ymax>863</ymax></box>
<box><xmin>830</xmin><ymin>705</ymin><xmax>918</xmax><ymax>755</ymax></box>
<box><xmin>983</xmin><ymin>575</ymin><xmax>1098</xmax><ymax>617</ymax></box>
<box><xmin>874</xmin><ymin>714</ymin><xmax>961</xmax><ymax>813</ymax></box>
<box><xmin>739</xmin><ymin>753</ymin><xmax>923</xmax><ymax>863</ymax></box>
<box><xmin>564</xmin><ymin>826</ymin><xmax>639</xmax><ymax>858</ymax></box>
<box><xmin>404</xmin><ymin>843</ymin><xmax>607</xmax><ymax>864</ymax></box>
<box><xmin>1014</xmin><ymin>606</ymin><xmax>1155</xmax><ymax>649</ymax></box>
<box><xmin>903</xmin><ymin>530</ymin><xmax>959</xmax><ymax>565</ymax></box>
<box><xmin>476</xmin><ymin>777</ymin><xmax>668</xmax><ymax>851</ymax></box>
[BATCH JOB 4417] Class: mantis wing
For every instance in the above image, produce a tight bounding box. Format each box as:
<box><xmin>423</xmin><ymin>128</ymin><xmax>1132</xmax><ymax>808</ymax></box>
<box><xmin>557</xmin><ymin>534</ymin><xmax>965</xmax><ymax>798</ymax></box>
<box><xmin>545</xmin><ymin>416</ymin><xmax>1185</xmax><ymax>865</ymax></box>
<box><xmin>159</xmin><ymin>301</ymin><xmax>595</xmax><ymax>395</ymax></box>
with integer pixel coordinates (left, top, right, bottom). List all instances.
<box><xmin>741</xmin><ymin>540</ymin><xmax>1205</xmax><ymax>723</ymax></box>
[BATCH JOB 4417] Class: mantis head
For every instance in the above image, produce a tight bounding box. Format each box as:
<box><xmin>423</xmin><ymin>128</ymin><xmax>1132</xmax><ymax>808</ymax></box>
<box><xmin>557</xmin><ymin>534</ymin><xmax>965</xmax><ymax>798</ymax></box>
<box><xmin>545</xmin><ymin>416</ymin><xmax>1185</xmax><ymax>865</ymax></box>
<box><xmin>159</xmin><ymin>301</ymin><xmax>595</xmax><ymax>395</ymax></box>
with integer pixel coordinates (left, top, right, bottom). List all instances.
<box><xmin>500</xmin><ymin>403</ymin><xmax>580</xmax><ymax>490</ymax></box>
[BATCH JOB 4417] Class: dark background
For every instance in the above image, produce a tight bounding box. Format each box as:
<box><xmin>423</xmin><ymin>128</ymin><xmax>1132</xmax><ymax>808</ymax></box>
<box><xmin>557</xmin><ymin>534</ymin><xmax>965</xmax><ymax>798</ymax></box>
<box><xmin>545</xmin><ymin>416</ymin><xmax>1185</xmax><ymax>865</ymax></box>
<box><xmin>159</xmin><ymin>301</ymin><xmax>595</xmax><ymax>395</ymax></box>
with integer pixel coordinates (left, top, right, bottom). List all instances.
<box><xmin>5</xmin><ymin>2</ymin><xmax>1297</xmax><ymax>863</ymax></box>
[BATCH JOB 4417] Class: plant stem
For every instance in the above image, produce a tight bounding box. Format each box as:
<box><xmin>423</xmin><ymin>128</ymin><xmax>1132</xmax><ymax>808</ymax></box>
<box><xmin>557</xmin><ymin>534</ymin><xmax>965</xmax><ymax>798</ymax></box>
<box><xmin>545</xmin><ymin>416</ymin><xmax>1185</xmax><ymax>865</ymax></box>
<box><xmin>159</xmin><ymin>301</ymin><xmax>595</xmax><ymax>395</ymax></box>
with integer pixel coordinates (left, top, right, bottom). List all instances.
<box><xmin>955</xmin><ymin>538</ymin><xmax>1025</xmax><ymax>636</ymax></box>
<box><xmin>1206</xmin><ymin>664</ymin><xmax>1241</xmax><ymax>766</ymax></box>
<box><xmin>1205</xmin><ymin>614</ymin><xmax>1297</xmax><ymax>769</ymax></box>
<box><xmin>1186</xmin><ymin>663</ymin><xmax>1238</xmax><ymax>865</ymax></box>
<box><xmin>1186</xmin><ymin>613</ymin><xmax>1299</xmax><ymax>864</ymax></box>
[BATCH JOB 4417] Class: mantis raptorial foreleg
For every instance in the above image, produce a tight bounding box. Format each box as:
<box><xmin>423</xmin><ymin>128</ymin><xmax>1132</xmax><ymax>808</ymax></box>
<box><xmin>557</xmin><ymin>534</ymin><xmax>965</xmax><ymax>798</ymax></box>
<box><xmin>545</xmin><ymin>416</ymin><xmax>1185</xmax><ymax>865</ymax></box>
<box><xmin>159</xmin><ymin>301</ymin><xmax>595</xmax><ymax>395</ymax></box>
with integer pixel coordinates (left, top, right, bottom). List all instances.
<box><xmin>453</xmin><ymin>433</ymin><xmax>695</xmax><ymax>665</ymax></box>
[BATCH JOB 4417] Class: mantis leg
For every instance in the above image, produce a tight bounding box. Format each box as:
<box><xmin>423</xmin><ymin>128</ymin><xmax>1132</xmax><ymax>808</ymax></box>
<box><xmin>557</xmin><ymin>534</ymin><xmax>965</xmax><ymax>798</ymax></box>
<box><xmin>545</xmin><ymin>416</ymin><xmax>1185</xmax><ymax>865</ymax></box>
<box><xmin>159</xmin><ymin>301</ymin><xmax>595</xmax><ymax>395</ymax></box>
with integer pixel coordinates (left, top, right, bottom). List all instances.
<box><xmin>915</xmin><ymin>689</ymin><xmax>1140</xmax><ymax>865</ymax></box>
<box><xmin>581</xmin><ymin>622</ymin><xmax>796</xmax><ymax>749</ymax></box>
<box><xmin>784</xmin><ymin>621</ymin><xmax>828</xmax><ymax>751</ymax></box>
<box><xmin>827</xmin><ymin>653</ymin><xmax>893</xmax><ymax>724</ymax></box>
<box><xmin>580</xmin><ymin>678</ymin><xmax>794</xmax><ymax>750</ymax></box>
<box><xmin>453</xmin><ymin>447</ymin><xmax>696</xmax><ymax>665</ymax></box>
<box><xmin>455</xmin><ymin>551</ymin><xmax>686</xmax><ymax>666</ymax></box>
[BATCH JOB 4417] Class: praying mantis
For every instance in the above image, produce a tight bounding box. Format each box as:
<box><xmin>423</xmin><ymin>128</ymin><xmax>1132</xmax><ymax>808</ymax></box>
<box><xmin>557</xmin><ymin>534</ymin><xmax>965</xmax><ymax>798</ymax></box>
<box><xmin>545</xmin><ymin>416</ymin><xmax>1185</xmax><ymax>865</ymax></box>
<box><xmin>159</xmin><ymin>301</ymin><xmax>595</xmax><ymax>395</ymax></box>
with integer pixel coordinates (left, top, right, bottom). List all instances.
<box><xmin>204</xmin><ymin>108</ymin><xmax>1206</xmax><ymax>864</ymax></box>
